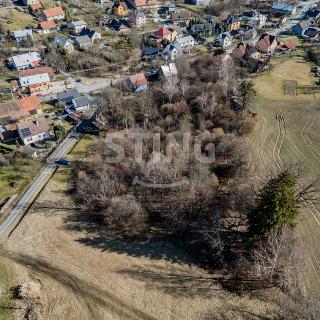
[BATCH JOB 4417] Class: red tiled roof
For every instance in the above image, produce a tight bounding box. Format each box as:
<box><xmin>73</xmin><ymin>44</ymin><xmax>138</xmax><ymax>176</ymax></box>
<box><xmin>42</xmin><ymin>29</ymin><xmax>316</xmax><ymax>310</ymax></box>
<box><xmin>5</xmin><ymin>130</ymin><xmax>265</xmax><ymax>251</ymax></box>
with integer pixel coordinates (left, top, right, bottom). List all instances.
<box><xmin>16</xmin><ymin>96</ymin><xmax>41</xmax><ymax>113</ymax></box>
<box><xmin>40</xmin><ymin>20</ymin><xmax>57</xmax><ymax>30</ymax></box>
<box><xmin>154</xmin><ymin>27</ymin><xmax>172</xmax><ymax>37</ymax></box>
<box><xmin>19</xmin><ymin>67</ymin><xmax>55</xmax><ymax>78</ymax></box>
<box><xmin>129</xmin><ymin>73</ymin><xmax>147</xmax><ymax>86</ymax></box>
<box><xmin>0</xmin><ymin>96</ymin><xmax>41</xmax><ymax>121</ymax></box>
<box><xmin>42</xmin><ymin>6</ymin><xmax>64</xmax><ymax>18</ymax></box>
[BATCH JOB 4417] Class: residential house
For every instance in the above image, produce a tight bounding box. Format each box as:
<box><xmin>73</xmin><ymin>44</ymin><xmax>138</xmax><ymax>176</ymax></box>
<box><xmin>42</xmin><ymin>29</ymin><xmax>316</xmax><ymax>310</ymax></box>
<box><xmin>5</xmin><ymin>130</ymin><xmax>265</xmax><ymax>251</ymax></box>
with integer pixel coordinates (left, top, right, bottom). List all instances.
<box><xmin>8</xmin><ymin>52</ymin><xmax>42</xmax><ymax>71</ymax></box>
<box><xmin>40</xmin><ymin>6</ymin><xmax>65</xmax><ymax>21</ymax></box>
<box><xmin>19</xmin><ymin>66</ymin><xmax>55</xmax><ymax>78</ymax></box>
<box><xmin>190</xmin><ymin>23</ymin><xmax>214</xmax><ymax>36</ymax></box>
<box><xmin>160</xmin><ymin>63</ymin><xmax>178</xmax><ymax>78</ymax></box>
<box><xmin>125</xmin><ymin>0</ymin><xmax>157</xmax><ymax>9</ymax></box>
<box><xmin>57</xmin><ymin>89</ymin><xmax>80</xmax><ymax>105</ymax></box>
<box><xmin>153</xmin><ymin>27</ymin><xmax>176</xmax><ymax>42</ymax></box>
<box><xmin>67</xmin><ymin>20</ymin><xmax>87</xmax><ymax>35</ymax></box>
<box><xmin>17</xmin><ymin>117</ymin><xmax>50</xmax><ymax>145</ymax></box>
<box><xmin>171</xmin><ymin>12</ymin><xmax>190</xmax><ymax>26</ymax></box>
<box><xmin>306</xmin><ymin>8</ymin><xmax>320</xmax><ymax>21</ymax></box>
<box><xmin>39</xmin><ymin>20</ymin><xmax>57</xmax><ymax>33</ymax></box>
<box><xmin>128</xmin><ymin>73</ymin><xmax>148</xmax><ymax>93</ymax></box>
<box><xmin>271</xmin><ymin>3</ymin><xmax>297</xmax><ymax>16</ymax></box>
<box><xmin>189</xmin><ymin>0</ymin><xmax>210</xmax><ymax>5</ymax></box>
<box><xmin>0</xmin><ymin>96</ymin><xmax>44</xmax><ymax>142</ymax></box>
<box><xmin>30</xmin><ymin>2</ymin><xmax>43</xmax><ymax>16</ymax></box>
<box><xmin>275</xmin><ymin>42</ymin><xmax>295</xmax><ymax>53</ymax></box>
<box><xmin>128</xmin><ymin>11</ymin><xmax>146</xmax><ymax>27</ymax></box>
<box><xmin>242</xmin><ymin>10</ymin><xmax>267</xmax><ymax>27</ymax></box>
<box><xmin>71</xmin><ymin>96</ymin><xmax>90</xmax><ymax>113</ymax></box>
<box><xmin>178</xmin><ymin>21</ymin><xmax>188</xmax><ymax>30</ymax></box>
<box><xmin>232</xmin><ymin>43</ymin><xmax>261</xmax><ymax>60</ymax></box>
<box><xmin>224</xmin><ymin>16</ymin><xmax>241</xmax><ymax>31</ymax></box>
<box><xmin>52</xmin><ymin>36</ymin><xmax>74</xmax><ymax>54</ymax></box>
<box><xmin>162</xmin><ymin>44</ymin><xmax>182</xmax><ymax>60</ymax></box>
<box><xmin>174</xmin><ymin>35</ymin><xmax>195</xmax><ymax>51</ymax></box>
<box><xmin>238</xmin><ymin>28</ymin><xmax>257</xmax><ymax>41</ymax></box>
<box><xmin>143</xmin><ymin>46</ymin><xmax>161</xmax><ymax>60</ymax></box>
<box><xmin>11</xmin><ymin>29</ymin><xmax>33</xmax><ymax>44</ymax></box>
<box><xmin>79</xmin><ymin>28</ymin><xmax>102</xmax><ymax>43</ymax></box>
<box><xmin>17</xmin><ymin>73</ymin><xmax>51</xmax><ymax>95</ymax></box>
<box><xmin>302</xmin><ymin>26</ymin><xmax>320</xmax><ymax>40</ymax></box>
<box><xmin>109</xmin><ymin>19</ymin><xmax>127</xmax><ymax>31</ymax></box>
<box><xmin>292</xmin><ymin>20</ymin><xmax>310</xmax><ymax>36</ymax></box>
<box><xmin>74</xmin><ymin>35</ymin><xmax>92</xmax><ymax>50</ymax></box>
<box><xmin>255</xmin><ymin>33</ymin><xmax>278</xmax><ymax>53</ymax></box>
<box><xmin>113</xmin><ymin>2</ymin><xmax>128</xmax><ymax>16</ymax></box>
<box><xmin>214</xmin><ymin>33</ymin><xmax>232</xmax><ymax>48</ymax></box>
<box><xmin>0</xmin><ymin>96</ymin><xmax>42</xmax><ymax>125</ymax></box>
<box><xmin>22</xmin><ymin>0</ymin><xmax>39</xmax><ymax>6</ymax></box>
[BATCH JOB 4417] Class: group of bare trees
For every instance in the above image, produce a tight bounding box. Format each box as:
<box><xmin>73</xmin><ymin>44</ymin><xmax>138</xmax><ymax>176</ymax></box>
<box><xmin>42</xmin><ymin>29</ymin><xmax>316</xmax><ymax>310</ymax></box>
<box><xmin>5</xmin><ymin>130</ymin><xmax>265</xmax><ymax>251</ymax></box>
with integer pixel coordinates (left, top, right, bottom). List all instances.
<box><xmin>74</xmin><ymin>54</ymin><xmax>260</xmax><ymax>269</ymax></box>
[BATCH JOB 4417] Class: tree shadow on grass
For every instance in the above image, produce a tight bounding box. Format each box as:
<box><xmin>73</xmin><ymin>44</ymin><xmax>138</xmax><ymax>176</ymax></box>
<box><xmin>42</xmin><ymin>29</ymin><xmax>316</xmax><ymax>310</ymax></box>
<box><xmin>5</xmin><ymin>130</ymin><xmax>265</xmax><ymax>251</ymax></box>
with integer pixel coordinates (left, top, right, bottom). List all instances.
<box><xmin>63</xmin><ymin>209</ymin><xmax>202</xmax><ymax>267</ymax></box>
<box><xmin>116</xmin><ymin>263</ymin><xmax>275</xmax><ymax>298</ymax></box>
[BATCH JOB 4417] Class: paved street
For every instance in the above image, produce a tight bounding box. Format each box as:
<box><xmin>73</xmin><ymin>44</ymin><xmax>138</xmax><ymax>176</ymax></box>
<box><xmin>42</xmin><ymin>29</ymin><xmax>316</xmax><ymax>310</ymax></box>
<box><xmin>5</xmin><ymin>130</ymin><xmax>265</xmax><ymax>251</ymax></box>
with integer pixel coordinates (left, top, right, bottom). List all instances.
<box><xmin>0</xmin><ymin>129</ymin><xmax>80</xmax><ymax>237</ymax></box>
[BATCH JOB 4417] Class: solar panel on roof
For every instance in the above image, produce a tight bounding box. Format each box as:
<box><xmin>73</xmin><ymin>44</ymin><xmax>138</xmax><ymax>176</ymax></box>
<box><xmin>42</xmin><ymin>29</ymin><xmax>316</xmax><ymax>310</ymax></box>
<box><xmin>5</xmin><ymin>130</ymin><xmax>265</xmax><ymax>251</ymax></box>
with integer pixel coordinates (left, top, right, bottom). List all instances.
<box><xmin>21</xmin><ymin>128</ymin><xmax>31</xmax><ymax>137</ymax></box>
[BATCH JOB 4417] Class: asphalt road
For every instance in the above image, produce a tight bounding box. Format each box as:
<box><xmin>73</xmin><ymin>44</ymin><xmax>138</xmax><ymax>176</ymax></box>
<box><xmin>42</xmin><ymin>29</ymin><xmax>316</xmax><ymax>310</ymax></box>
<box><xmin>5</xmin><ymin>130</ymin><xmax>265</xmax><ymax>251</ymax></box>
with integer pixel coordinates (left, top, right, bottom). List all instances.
<box><xmin>0</xmin><ymin>130</ymin><xmax>80</xmax><ymax>237</ymax></box>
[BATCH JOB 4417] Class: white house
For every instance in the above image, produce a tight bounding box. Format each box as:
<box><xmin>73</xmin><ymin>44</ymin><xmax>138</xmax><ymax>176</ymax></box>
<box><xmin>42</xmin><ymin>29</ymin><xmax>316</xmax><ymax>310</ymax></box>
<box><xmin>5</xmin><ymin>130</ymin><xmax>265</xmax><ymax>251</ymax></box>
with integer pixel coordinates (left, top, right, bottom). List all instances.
<box><xmin>79</xmin><ymin>28</ymin><xmax>102</xmax><ymax>43</ymax></box>
<box><xmin>40</xmin><ymin>6</ymin><xmax>65</xmax><ymax>21</ymax></box>
<box><xmin>242</xmin><ymin>10</ymin><xmax>267</xmax><ymax>27</ymax></box>
<box><xmin>52</xmin><ymin>36</ymin><xmax>74</xmax><ymax>54</ymax></box>
<box><xmin>160</xmin><ymin>63</ymin><xmax>178</xmax><ymax>78</ymax></box>
<box><xmin>11</xmin><ymin>29</ymin><xmax>33</xmax><ymax>44</ymax></box>
<box><xmin>174</xmin><ymin>35</ymin><xmax>195</xmax><ymax>50</ymax></box>
<box><xmin>215</xmin><ymin>33</ymin><xmax>232</xmax><ymax>48</ymax></box>
<box><xmin>17</xmin><ymin>117</ymin><xmax>51</xmax><ymax>145</ymax></box>
<box><xmin>19</xmin><ymin>73</ymin><xmax>51</xmax><ymax>88</ymax></box>
<box><xmin>162</xmin><ymin>44</ymin><xmax>182</xmax><ymax>61</ymax></box>
<box><xmin>8</xmin><ymin>52</ymin><xmax>42</xmax><ymax>71</ymax></box>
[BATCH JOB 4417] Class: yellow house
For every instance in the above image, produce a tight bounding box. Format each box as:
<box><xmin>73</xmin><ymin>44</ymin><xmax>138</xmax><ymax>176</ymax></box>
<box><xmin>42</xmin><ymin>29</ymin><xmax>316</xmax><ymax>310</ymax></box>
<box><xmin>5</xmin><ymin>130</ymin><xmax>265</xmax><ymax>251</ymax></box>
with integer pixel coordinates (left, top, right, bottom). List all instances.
<box><xmin>113</xmin><ymin>2</ymin><xmax>128</xmax><ymax>16</ymax></box>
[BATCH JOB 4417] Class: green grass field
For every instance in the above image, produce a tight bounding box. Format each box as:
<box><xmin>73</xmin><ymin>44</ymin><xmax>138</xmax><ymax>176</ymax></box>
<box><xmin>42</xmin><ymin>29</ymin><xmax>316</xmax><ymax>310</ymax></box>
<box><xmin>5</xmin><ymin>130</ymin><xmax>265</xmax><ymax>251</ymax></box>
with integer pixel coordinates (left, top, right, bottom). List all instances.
<box><xmin>0</xmin><ymin>8</ymin><xmax>37</xmax><ymax>31</ymax></box>
<box><xmin>249</xmin><ymin>55</ymin><xmax>320</xmax><ymax>299</ymax></box>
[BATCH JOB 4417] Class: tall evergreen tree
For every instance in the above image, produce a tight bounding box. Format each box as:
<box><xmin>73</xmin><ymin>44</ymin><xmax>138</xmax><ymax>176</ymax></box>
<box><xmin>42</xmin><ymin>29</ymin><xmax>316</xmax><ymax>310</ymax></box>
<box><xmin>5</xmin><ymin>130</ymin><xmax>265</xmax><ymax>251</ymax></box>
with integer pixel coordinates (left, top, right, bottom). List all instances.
<box><xmin>250</xmin><ymin>170</ymin><xmax>298</xmax><ymax>236</ymax></box>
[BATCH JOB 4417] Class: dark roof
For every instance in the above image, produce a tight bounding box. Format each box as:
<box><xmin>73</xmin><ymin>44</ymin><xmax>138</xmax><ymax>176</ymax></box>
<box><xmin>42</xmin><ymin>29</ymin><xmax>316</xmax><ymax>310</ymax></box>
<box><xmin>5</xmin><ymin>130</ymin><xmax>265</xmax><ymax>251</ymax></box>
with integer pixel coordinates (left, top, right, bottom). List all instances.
<box><xmin>57</xmin><ymin>89</ymin><xmax>80</xmax><ymax>102</ymax></box>
<box><xmin>73</xmin><ymin>96</ymin><xmax>89</xmax><ymax>108</ymax></box>
<box><xmin>178</xmin><ymin>21</ymin><xmax>188</xmax><ymax>29</ymax></box>
<box><xmin>225</xmin><ymin>16</ymin><xmax>240</xmax><ymax>24</ymax></box>
<box><xmin>171</xmin><ymin>11</ymin><xmax>190</xmax><ymax>21</ymax></box>
<box><xmin>191</xmin><ymin>23</ymin><xmax>213</xmax><ymax>32</ymax></box>
<box><xmin>304</xmin><ymin>28</ymin><xmax>320</xmax><ymax>38</ymax></box>
<box><xmin>143</xmin><ymin>47</ymin><xmax>160</xmax><ymax>55</ymax></box>
<box><xmin>80</xmin><ymin>28</ymin><xmax>97</xmax><ymax>38</ymax></box>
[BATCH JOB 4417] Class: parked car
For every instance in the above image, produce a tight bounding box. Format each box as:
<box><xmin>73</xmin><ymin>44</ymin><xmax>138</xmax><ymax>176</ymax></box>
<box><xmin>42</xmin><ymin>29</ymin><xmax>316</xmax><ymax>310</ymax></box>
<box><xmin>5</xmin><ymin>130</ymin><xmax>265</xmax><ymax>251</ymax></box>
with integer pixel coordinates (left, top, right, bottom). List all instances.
<box><xmin>55</xmin><ymin>158</ymin><xmax>71</xmax><ymax>166</ymax></box>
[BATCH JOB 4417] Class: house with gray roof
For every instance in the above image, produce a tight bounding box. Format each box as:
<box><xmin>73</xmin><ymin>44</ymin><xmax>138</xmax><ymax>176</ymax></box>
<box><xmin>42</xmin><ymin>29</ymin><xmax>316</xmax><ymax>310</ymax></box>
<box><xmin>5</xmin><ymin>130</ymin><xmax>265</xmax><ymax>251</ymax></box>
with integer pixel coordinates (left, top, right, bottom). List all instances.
<box><xmin>52</xmin><ymin>36</ymin><xmax>74</xmax><ymax>54</ymax></box>
<box><xmin>67</xmin><ymin>20</ymin><xmax>87</xmax><ymax>34</ymax></box>
<box><xmin>174</xmin><ymin>35</ymin><xmax>195</xmax><ymax>50</ymax></box>
<box><xmin>74</xmin><ymin>35</ymin><xmax>92</xmax><ymax>50</ymax></box>
<box><xmin>11</xmin><ymin>29</ymin><xmax>33</xmax><ymax>44</ymax></box>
